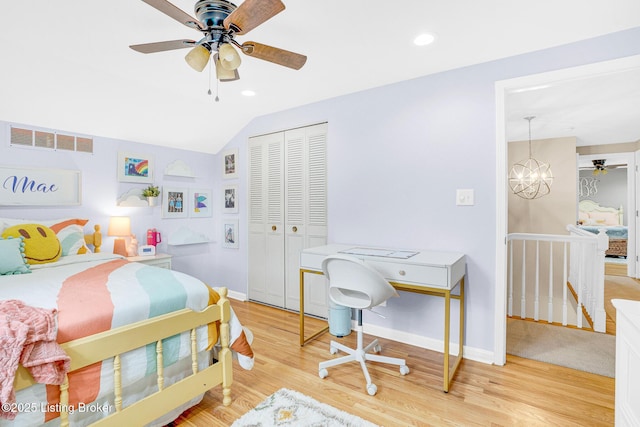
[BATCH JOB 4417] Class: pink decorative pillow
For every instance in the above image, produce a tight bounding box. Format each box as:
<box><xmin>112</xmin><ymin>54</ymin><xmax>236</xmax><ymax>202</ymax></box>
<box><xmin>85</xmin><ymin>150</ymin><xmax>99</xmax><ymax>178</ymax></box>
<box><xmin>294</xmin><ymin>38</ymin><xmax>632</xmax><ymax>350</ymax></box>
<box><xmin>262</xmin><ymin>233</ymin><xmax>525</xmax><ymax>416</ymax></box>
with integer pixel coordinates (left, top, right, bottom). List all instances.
<box><xmin>588</xmin><ymin>211</ymin><xmax>619</xmax><ymax>226</ymax></box>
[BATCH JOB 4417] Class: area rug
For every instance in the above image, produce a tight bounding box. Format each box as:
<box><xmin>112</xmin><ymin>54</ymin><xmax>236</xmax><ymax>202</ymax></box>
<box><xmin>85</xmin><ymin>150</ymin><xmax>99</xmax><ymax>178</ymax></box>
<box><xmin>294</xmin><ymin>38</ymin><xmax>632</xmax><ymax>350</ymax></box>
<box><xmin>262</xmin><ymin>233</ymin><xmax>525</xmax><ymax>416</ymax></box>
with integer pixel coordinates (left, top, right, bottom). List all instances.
<box><xmin>507</xmin><ymin>318</ymin><xmax>615</xmax><ymax>378</ymax></box>
<box><xmin>231</xmin><ymin>388</ymin><xmax>379</xmax><ymax>427</ymax></box>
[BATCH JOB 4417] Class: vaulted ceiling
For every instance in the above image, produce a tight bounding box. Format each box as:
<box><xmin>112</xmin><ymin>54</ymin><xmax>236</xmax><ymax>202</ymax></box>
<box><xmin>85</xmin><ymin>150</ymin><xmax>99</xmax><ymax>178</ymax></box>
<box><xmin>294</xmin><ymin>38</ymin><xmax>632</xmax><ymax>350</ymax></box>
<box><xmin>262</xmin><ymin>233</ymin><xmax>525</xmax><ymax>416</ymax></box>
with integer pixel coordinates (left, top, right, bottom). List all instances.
<box><xmin>1</xmin><ymin>1</ymin><xmax>639</xmax><ymax>154</ymax></box>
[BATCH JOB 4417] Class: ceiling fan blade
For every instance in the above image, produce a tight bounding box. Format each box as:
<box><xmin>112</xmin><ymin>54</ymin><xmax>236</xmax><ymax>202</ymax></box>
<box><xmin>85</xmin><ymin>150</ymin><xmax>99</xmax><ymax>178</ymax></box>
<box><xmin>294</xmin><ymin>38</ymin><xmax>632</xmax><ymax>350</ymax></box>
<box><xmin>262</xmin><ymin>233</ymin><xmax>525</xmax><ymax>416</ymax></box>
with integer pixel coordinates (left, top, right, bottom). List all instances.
<box><xmin>223</xmin><ymin>0</ymin><xmax>285</xmax><ymax>35</ymax></box>
<box><xmin>130</xmin><ymin>39</ymin><xmax>196</xmax><ymax>54</ymax></box>
<box><xmin>241</xmin><ymin>41</ymin><xmax>307</xmax><ymax>70</ymax></box>
<box><xmin>141</xmin><ymin>0</ymin><xmax>204</xmax><ymax>30</ymax></box>
<box><xmin>214</xmin><ymin>54</ymin><xmax>240</xmax><ymax>82</ymax></box>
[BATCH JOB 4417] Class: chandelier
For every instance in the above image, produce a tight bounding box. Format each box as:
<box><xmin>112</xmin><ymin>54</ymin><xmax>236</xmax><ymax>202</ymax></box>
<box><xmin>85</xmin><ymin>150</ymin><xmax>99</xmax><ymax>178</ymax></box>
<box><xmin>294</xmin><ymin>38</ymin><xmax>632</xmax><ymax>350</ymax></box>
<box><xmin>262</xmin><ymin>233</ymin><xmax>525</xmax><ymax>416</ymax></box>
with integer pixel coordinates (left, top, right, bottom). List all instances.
<box><xmin>508</xmin><ymin>116</ymin><xmax>554</xmax><ymax>199</ymax></box>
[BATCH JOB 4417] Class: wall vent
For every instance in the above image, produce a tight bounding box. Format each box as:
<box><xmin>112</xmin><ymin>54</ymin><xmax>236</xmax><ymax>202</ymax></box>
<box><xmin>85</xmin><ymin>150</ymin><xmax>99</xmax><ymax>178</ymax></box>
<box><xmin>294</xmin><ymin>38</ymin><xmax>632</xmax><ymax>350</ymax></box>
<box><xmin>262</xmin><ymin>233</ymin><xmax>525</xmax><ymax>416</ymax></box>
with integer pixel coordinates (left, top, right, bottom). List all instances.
<box><xmin>10</xmin><ymin>125</ymin><xmax>93</xmax><ymax>154</ymax></box>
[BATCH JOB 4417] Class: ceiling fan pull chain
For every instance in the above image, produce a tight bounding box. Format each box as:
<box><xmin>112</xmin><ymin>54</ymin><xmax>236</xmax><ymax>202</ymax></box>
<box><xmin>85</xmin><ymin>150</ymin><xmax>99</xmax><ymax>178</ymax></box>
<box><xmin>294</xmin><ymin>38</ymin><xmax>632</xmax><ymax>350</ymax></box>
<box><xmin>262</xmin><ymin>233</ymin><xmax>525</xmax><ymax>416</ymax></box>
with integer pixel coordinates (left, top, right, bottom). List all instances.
<box><xmin>208</xmin><ymin>55</ymin><xmax>213</xmax><ymax>96</ymax></box>
<box><xmin>215</xmin><ymin>78</ymin><xmax>220</xmax><ymax>102</ymax></box>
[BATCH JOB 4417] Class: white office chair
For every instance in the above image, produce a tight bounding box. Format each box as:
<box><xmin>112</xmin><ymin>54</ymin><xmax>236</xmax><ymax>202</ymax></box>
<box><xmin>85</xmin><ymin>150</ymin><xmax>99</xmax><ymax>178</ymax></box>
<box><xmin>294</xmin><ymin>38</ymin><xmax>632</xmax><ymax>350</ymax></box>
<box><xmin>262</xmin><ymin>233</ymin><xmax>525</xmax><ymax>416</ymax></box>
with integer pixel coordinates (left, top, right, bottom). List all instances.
<box><xmin>318</xmin><ymin>254</ymin><xmax>409</xmax><ymax>395</ymax></box>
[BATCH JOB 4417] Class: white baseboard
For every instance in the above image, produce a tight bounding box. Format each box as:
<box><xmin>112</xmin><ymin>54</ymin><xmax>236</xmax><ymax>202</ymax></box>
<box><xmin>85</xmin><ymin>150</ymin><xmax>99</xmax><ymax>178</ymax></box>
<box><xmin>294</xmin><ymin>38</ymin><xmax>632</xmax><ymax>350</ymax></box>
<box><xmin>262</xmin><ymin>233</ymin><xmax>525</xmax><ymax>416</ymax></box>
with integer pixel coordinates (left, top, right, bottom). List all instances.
<box><xmin>227</xmin><ymin>289</ymin><xmax>247</xmax><ymax>301</ymax></box>
<box><xmin>360</xmin><ymin>321</ymin><xmax>494</xmax><ymax>365</ymax></box>
<box><xmin>224</xmin><ymin>295</ymin><xmax>495</xmax><ymax>365</ymax></box>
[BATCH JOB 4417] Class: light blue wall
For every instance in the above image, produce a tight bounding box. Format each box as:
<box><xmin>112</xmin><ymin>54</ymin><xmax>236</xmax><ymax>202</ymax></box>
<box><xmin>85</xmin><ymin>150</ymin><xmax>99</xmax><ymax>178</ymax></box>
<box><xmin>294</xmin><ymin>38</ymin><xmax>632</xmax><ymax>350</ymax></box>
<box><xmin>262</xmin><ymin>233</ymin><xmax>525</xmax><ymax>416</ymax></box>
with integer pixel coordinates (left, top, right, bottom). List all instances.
<box><xmin>0</xmin><ymin>124</ymin><xmax>220</xmax><ymax>285</ymax></box>
<box><xmin>213</xmin><ymin>27</ymin><xmax>640</xmax><ymax>353</ymax></box>
<box><xmin>2</xmin><ymin>27</ymin><xmax>639</xmax><ymax>356</ymax></box>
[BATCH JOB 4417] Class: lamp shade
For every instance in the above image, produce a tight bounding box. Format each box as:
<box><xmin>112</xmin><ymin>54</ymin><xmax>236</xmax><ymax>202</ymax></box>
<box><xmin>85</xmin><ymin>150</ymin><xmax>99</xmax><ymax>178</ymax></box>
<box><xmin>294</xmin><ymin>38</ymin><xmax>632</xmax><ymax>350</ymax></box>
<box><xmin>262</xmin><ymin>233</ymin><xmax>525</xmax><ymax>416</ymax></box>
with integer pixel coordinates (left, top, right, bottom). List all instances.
<box><xmin>108</xmin><ymin>216</ymin><xmax>131</xmax><ymax>237</ymax></box>
<box><xmin>218</xmin><ymin>43</ymin><xmax>241</xmax><ymax>71</ymax></box>
<box><xmin>185</xmin><ymin>45</ymin><xmax>211</xmax><ymax>72</ymax></box>
<box><xmin>214</xmin><ymin>54</ymin><xmax>239</xmax><ymax>81</ymax></box>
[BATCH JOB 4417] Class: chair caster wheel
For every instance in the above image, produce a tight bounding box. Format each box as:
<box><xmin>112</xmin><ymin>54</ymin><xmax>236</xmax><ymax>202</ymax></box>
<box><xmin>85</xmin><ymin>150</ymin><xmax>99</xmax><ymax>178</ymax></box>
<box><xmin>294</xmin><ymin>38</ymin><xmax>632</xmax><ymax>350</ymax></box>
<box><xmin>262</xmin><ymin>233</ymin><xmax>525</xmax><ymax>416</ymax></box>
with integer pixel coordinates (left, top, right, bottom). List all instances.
<box><xmin>330</xmin><ymin>346</ymin><xmax>338</xmax><ymax>355</ymax></box>
<box><xmin>319</xmin><ymin>368</ymin><xmax>328</xmax><ymax>379</ymax></box>
<box><xmin>400</xmin><ymin>365</ymin><xmax>410</xmax><ymax>375</ymax></box>
<box><xmin>366</xmin><ymin>383</ymin><xmax>377</xmax><ymax>396</ymax></box>
<box><xmin>373</xmin><ymin>344</ymin><xmax>381</xmax><ymax>353</ymax></box>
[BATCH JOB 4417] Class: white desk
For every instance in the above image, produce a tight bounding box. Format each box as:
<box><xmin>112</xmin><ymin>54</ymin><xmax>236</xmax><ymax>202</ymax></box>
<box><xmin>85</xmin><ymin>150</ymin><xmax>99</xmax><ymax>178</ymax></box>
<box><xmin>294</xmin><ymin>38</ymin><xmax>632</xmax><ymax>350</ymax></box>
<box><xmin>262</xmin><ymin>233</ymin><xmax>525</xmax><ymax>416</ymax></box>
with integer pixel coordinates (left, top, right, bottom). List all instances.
<box><xmin>299</xmin><ymin>243</ymin><xmax>466</xmax><ymax>392</ymax></box>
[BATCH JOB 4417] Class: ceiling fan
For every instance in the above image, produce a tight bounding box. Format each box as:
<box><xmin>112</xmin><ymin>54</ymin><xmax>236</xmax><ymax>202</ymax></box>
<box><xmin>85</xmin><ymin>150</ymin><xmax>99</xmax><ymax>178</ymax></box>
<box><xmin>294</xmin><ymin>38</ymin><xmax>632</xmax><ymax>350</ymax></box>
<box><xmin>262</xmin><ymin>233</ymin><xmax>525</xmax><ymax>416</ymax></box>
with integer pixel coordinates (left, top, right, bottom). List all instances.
<box><xmin>130</xmin><ymin>0</ymin><xmax>307</xmax><ymax>81</ymax></box>
<box><xmin>578</xmin><ymin>159</ymin><xmax>627</xmax><ymax>175</ymax></box>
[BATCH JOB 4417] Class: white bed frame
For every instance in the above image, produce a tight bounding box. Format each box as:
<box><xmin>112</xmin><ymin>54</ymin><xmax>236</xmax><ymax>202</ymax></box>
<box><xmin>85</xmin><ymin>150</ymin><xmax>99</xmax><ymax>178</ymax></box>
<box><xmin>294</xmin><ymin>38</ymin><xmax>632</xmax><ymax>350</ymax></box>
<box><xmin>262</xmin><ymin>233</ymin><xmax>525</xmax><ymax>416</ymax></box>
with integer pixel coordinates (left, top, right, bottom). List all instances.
<box><xmin>579</xmin><ymin>199</ymin><xmax>627</xmax><ymax>257</ymax></box>
<box><xmin>13</xmin><ymin>227</ymin><xmax>233</xmax><ymax>426</ymax></box>
<box><xmin>579</xmin><ymin>199</ymin><xmax>624</xmax><ymax>225</ymax></box>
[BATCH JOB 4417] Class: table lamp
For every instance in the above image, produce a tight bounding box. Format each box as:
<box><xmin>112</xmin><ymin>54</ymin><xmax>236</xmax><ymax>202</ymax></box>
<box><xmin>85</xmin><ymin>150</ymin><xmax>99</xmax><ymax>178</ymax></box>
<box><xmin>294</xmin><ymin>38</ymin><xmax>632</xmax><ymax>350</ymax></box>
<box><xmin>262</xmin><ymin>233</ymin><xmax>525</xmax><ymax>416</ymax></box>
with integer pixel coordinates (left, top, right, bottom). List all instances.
<box><xmin>108</xmin><ymin>216</ymin><xmax>131</xmax><ymax>257</ymax></box>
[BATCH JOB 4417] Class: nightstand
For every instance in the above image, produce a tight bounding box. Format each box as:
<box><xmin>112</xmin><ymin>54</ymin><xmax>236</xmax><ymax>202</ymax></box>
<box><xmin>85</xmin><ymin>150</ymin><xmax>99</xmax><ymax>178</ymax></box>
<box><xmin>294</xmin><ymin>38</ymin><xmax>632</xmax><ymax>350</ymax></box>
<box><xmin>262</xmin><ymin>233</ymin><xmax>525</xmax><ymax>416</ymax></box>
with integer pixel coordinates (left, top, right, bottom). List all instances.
<box><xmin>127</xmin><ymin>253</ymin><xmax>172</xmax><ymax>269</ymax></box>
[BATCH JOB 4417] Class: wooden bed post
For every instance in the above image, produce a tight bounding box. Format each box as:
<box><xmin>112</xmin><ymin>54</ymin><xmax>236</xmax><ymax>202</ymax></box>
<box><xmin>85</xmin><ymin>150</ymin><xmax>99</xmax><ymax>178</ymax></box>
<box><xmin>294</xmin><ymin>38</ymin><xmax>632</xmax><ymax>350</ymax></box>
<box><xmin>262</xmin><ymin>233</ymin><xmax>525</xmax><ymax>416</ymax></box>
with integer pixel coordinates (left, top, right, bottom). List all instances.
<box><xmin>217</xmin><ymin>288</ymin><xmax>233</xmax><ymax>406</ymax></box>
<box><xmin>84</xmin><ymin>224</ymin><xmax>102</xmax><ymax>253</ymax></box>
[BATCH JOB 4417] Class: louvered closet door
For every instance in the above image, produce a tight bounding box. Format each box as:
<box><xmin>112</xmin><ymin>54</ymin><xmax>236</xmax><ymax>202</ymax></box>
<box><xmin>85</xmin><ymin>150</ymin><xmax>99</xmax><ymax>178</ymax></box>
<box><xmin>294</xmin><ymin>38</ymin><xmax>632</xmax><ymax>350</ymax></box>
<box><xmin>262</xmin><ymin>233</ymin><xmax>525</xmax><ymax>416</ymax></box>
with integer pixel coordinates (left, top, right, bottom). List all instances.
<box><xmin>248</xmin><ymin>132</ymin><xmax>285</xmax><ymax>307</ymax></box>
<box><xmin>284</xmin><ymin>123</ymin><xmax>328</xmax><ymax>317</ymax></box>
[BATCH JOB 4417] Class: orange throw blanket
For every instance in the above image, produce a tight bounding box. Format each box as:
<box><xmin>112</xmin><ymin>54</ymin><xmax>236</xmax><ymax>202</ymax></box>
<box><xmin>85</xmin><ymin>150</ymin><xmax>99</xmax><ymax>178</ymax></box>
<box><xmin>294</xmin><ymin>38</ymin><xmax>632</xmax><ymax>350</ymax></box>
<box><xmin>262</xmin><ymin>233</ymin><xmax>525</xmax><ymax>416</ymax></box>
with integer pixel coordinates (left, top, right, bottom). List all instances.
<box><xmin>0</xmin><ymin>300</ymin><xmax>70</xmax><ymax>420</ymax></box>
<box><xmin>207</xmin><ymin>286</ymin><xmax>254</xmax><ymax>370</ymax></box>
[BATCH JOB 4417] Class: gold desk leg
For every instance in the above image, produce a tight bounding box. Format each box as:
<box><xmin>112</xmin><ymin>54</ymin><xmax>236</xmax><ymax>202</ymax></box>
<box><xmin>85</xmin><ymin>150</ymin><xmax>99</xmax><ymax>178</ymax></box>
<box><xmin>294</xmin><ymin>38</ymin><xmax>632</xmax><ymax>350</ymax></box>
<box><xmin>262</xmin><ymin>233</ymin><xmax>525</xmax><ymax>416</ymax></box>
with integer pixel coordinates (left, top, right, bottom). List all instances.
<box><xmin>299</xmin><ymin>269</ymin><xmax>329</xmax><ymax>346</ymax></box>
<box><xmin>443</xmin><ymin>289</ymin><xmax>451</xmax><ymax>392</ymax></box>
<box><xmin>444</xmin><ymin>277</ymin><xmax>465</xmax><ymax>392</ymax></box>
<box><xmin>299</xmin><ymin>269</ymin><xmax>305</xmax><ymax>346</ymax></box>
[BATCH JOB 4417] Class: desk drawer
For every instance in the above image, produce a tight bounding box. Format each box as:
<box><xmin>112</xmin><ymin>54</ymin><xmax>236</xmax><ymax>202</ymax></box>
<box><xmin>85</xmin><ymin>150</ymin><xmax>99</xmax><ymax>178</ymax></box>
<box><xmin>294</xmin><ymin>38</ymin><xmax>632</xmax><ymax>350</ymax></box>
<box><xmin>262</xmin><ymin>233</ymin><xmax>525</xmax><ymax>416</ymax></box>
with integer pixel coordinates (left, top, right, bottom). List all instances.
<box><xmin>366</xmin><ymin>260</ymin><xmax>448</xmax><ymax>288</ymax></box>
<box><xmin>300</xmin><ymin>252</ymin><xmax>325</xmax><ymax>271</ymax></box>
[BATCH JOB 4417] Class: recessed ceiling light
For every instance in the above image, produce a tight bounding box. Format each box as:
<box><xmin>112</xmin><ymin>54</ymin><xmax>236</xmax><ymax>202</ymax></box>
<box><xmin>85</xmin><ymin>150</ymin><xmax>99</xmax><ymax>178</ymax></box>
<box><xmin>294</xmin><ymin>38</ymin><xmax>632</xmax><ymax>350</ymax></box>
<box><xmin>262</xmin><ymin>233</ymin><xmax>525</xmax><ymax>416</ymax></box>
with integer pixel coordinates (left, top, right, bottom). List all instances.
<box><xmin>413</xmin><ymin>33</ymin><xmax>435</xmax><ymax>46</ymax></box>
<box><xmin>241</xmin><ymin>90</ymin><xmax>256</xmax><ymax>97</ymax></box>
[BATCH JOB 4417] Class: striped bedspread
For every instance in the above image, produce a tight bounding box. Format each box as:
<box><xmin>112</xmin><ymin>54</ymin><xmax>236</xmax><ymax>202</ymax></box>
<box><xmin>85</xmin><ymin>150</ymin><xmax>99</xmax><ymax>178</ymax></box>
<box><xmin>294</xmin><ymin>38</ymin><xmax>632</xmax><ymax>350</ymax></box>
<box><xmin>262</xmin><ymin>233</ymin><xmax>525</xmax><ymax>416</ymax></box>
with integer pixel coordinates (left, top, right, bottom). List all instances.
<box><xmin>0</xmin><ymin>253</ymin><xmax>253</xmax><ymax>426</ymax></box>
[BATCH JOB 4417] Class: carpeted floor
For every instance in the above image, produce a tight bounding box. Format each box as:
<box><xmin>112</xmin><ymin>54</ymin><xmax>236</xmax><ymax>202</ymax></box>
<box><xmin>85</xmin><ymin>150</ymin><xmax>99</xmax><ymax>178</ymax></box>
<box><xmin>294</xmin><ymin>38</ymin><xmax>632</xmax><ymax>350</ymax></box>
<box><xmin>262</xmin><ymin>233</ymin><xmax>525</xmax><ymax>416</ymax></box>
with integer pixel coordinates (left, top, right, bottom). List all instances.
<box><xmin>506</xmin><ymin>274</ymin><xmax>640</xmax><ymax>377</ymax></box>
<box><xmin>507</xmin><ymin>318</ymin><xmax>615</xmax><ymax>377</ymax></box>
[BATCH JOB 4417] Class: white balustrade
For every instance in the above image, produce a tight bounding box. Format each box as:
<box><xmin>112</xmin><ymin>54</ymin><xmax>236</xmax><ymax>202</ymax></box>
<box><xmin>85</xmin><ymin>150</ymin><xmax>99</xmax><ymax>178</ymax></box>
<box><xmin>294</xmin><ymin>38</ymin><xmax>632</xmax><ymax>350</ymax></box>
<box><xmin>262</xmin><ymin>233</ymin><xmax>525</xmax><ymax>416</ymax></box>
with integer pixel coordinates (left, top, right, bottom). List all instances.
<box><xmin>507</xmin><ymin>226</ymin><xmax>608</xmax><ymax>332</ymax></box>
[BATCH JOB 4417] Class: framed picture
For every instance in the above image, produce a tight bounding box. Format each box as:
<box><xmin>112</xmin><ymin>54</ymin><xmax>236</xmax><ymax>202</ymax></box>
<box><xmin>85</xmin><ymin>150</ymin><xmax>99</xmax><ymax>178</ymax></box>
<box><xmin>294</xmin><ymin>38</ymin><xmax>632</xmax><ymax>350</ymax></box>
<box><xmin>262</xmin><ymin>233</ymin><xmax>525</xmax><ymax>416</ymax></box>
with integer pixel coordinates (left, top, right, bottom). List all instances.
<box><xmin>0</xmin><ymin>166</ymin><xmax>81</xmax><ymax>206</ymax></box>
<box><xmin>190</xmin><ymin>188</ymin><xmax>212</xmax><ymax>218</ymax></box>
<box><xmin>222</xmin><ymin>148</ymin><xmax>238</xmax><ymax>179</ymax></box>
<box><xmin>222</xmin><ymin>219</ymin><xmax>239</xmax><ymax>249</ymax></box>
<box><xmin>162</xmin><ymin>187</ymin><xmax>188</xmax><ymax>218</ymax></box>
<box><xmin>223</xmin><ymin>185</ymin><xmax>238</xmax><ymax>213</ymax></box>
<box><xmin>118</xmin><ymin>151</ymin><xmax>153</xmax><ymax>183</ymax></box>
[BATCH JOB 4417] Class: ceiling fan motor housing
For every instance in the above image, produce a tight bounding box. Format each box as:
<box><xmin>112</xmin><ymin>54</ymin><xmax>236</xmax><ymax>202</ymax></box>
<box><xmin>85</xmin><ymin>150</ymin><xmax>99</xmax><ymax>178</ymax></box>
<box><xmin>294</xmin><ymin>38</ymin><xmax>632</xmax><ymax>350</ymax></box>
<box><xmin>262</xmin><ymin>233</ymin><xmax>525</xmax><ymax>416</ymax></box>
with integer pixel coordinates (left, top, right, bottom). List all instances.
<box><xmin>195</xmin><ymin>0</ymin><xmax>236</xmax><ymax>30</ymax></box>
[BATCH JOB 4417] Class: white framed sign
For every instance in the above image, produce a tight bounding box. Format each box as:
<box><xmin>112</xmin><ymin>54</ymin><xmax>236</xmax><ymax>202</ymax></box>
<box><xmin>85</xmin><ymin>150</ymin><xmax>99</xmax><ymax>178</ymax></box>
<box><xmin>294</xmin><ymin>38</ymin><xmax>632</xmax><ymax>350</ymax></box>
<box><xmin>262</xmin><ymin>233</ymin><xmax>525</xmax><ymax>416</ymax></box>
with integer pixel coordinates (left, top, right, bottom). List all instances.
<box><xmin>0</xmin><ymin>165</ymin><xmax>81</xmax><ymax>206</ymax></box>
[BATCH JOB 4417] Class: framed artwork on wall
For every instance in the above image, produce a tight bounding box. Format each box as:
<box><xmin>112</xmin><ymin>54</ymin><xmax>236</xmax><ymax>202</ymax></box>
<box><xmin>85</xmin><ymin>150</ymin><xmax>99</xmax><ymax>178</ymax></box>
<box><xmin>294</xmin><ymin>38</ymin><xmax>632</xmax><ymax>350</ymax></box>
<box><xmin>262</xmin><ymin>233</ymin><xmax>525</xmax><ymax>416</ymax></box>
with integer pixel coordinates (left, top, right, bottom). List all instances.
<box><xmin>190</xmin><ymin>188</ymin><xmax>212</xmax><ymax>218</ymax></box>
<box><xmin>223</xmin><ymin>185</ymin><xmax>238</xmax><ymax>214</ymax></box>
<box><xmin>162</xmin><ymin>187</ymin><xmax>188</xmax><ymax>218</ymax></box>
<box><xmin>222</xmin><ymin>148</ymin><xmax>238</xmax><ymax>179</ymax></box>
<box><xmin>222</xmin><ymin>219</ymin><xmax>239</xmax><ymax>249</ymax></box>
<box><xmin>118</xmin><ymin>151</ymin><xmax>153</xmax><ymax>183</ymax></box>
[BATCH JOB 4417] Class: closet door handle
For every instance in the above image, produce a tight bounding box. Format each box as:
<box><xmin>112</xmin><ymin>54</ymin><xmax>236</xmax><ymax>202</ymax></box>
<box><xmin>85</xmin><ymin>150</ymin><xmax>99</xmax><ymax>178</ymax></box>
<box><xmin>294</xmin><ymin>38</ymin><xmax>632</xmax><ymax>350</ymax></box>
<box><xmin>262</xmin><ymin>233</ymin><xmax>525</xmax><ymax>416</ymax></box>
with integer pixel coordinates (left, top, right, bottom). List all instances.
<box><xmin>272</xmin><ymin>225</ymin><xmax>277</xmax><ymax>231</ymax></box>
<box><xmin>292</xmin><ymin>226</ymin><xmax>298</xmax><ymax>233</ymax></box>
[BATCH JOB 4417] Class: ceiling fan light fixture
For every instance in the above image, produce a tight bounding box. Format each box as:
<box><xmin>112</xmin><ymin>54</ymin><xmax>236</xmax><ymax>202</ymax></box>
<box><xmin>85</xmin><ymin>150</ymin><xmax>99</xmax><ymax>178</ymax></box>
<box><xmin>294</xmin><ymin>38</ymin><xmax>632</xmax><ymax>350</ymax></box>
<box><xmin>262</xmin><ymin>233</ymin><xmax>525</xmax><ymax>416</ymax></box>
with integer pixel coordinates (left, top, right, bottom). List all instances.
<box><xmin>185</xmin><ymin>44</ymin><xmax>211</xmax><ymax>72</ymax></box>
<box><xmin>219</xmin><ymin>43</ymin><xmax>242</xmax><ymax>70</ymax></box>
<box><xmin>592</xmin><ymin>159</ymin><xmax>608</xmax><ymax>175</ymax></box>
<box><xmin>214</xmin><ymin>54</ymin><xmax>239</xmax><ymax>81</ymax></box>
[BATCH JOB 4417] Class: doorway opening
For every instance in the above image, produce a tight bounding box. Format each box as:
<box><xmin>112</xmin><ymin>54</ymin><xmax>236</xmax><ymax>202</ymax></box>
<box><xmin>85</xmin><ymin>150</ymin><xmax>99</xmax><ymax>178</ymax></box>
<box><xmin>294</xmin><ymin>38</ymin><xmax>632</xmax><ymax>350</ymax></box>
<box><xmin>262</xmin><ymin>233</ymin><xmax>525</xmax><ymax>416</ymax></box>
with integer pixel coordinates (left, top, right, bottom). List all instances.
<box><xmin>494</xmin><ymin>54</ymin><xmax>640</xmax><ymax>365</ymax></box>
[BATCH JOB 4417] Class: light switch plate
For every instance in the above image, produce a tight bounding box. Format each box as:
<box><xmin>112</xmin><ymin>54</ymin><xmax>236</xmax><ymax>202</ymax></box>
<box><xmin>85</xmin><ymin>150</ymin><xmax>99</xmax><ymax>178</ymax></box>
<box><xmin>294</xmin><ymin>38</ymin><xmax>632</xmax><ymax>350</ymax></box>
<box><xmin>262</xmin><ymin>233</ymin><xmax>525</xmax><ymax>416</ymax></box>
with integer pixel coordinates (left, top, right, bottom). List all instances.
<box><xmin>456</xmin><ymin>189</ymin><xmax>474</xmax><ymax>206</ymax></box>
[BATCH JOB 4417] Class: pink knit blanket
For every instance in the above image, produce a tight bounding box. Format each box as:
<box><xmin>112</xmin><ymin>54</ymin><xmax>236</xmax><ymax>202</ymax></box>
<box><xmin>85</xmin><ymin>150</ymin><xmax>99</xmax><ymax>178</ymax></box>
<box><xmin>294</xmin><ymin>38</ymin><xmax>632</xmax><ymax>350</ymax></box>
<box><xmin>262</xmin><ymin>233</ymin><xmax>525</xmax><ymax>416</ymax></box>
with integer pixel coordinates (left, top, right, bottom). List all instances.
<box><xmin>0</xmin><ymin>300</ymin><xmax>71</xmax><ymax>420</ymax></box>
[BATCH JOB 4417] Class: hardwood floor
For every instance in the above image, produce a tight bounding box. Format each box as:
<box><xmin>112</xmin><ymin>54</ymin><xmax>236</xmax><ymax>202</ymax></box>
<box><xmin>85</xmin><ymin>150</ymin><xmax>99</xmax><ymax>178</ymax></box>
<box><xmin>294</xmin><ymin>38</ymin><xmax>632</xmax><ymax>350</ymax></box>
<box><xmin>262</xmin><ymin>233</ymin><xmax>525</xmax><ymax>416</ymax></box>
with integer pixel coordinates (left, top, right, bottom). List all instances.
<box><xmin>172</xmin><ymin>300</ymin><xmax>614</xmax><ymax>426</ymax></box>
<box><xmin>604</xmin><ymin>270</ymin><xmax>640</xmax><ymax>334</ymax></box>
